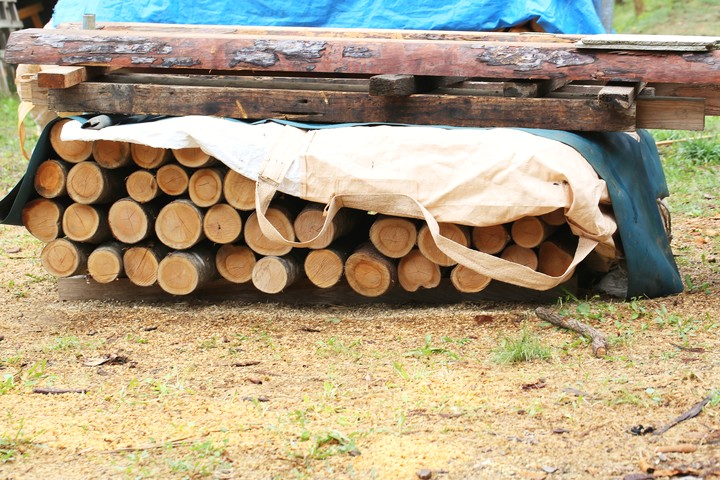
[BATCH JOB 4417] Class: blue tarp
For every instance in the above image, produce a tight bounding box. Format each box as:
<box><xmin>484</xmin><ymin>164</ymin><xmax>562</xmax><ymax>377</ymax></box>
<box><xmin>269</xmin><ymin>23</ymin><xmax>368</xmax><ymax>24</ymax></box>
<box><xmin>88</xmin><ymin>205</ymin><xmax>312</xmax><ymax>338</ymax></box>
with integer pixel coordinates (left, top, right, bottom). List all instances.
<box><xmin>52</xmin><ymin>0</ymin><xmax>606</xmax><ymax>34</ymax></box>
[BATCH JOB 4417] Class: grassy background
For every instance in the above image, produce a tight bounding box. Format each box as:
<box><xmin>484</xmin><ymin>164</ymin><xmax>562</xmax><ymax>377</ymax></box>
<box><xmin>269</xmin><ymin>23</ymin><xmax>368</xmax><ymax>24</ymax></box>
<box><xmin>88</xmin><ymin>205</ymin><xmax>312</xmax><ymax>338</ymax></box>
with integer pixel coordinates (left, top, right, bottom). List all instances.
<box><xmin>613</xmin><ymin>0</ymin><xmax>720</xmax><ymax>34</ymax></box>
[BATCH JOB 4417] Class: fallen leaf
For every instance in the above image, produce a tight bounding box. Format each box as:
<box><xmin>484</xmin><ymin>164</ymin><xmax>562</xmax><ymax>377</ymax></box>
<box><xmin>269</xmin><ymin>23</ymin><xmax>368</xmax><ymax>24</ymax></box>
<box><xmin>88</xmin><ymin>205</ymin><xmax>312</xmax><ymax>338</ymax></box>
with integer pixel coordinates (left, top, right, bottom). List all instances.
<box><xmin>83</xmin><ymin>354</ymin><xmax>129</xmax><ymax>367</ymax></box>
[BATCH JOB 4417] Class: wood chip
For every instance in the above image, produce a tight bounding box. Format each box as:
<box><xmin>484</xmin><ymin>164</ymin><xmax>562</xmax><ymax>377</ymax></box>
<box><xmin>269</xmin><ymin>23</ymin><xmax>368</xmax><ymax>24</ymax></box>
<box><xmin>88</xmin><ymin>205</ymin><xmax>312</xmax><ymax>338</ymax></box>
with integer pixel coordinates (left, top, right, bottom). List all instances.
<box><xmin>656</xmin><ymin>444</ymin><xmax>698</xmax><ymax>453</ymax></box>
<box><xmin>33</xmin><ymin>387</ymin><xmax>88</xmax><ymax>395</ymax></box>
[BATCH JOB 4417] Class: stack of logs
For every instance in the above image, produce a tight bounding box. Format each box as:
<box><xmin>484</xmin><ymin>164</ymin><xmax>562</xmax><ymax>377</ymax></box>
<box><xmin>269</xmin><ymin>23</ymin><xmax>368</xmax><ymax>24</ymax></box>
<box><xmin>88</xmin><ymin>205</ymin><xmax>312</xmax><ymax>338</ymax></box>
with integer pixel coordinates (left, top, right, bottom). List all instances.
<box><xmin>22</xmin><ymin>119</ymin><xmax>619</xmax><ymax>297</ymax></box>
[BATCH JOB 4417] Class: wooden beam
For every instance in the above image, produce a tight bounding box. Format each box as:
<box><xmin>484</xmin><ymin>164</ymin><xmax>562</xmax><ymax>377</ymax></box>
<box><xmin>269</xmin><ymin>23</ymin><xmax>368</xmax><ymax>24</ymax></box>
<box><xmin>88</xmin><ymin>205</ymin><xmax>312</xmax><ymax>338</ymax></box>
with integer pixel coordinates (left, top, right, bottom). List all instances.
<box><xmin>598</xmin><ymin>85</ymin><xmax>638</xmax><ymax>110</ymax></box>
<box><xmin>636</xmin><ymin>96</ymin><xmax>705</xmax><ymax>130</ymax></box>
<box><xmin>37</xmin><ymin>66</ymin><xmax>89</xmax><ymax>88</ymax></box>
<box><xmin>47</xmin><ymin>81</ymin><xmax>637</xmax><ymax>131</ymax></box>
<box><xmin>6</xmin><ymin>27</ymin><xmax>720</xmax><ymax>84</ymax></box>
<box><xmin>650</xmin><ymin>83</ymin><xmax>720</xmax><ymax>116</ymax></box>
<box><xmin>369</xmin><ymin>74</ymin><xmax>465</xmax><ymax>96</ymax></box>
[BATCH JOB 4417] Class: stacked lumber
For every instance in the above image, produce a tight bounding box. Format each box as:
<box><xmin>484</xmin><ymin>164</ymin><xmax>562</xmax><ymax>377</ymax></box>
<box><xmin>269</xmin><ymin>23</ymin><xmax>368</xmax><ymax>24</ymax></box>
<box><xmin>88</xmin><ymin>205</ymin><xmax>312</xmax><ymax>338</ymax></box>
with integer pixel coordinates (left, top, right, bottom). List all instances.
<box><xmin>25</xmin><ymin>120</ymin><xmax>621</xmax><ymax>298</ymax></box>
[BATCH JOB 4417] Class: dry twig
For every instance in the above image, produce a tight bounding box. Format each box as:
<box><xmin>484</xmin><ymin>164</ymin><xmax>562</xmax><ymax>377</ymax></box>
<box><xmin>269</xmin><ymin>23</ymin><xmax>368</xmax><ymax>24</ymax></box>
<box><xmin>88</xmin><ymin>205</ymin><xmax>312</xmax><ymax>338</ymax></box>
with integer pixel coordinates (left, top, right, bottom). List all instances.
<box><xmin>535</xmin><ymin>307</ymin><xmax>608</xmax><ymax>357</ymax></box>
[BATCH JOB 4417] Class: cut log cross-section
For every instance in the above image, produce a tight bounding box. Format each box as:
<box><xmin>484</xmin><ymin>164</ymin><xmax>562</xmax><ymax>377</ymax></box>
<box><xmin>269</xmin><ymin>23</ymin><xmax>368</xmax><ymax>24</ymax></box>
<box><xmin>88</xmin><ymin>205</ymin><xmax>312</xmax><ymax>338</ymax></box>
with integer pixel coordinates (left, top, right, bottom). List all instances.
<box><xmin>450</xmin><ymin>264</ymin><xmax>492</xmax><ymax>293</ymax></box>
<box><xmin>304</xmin><ymin>247</ymin><xmax>348</xmax><ymax>289</ymax></box>
<box><xmin>87</xmin><ymin>241</ymin><xmax>126</xmax><ymax>283</ymax></box>
<box><xmin>417</xmin><ymin>223</ymin><xmax>471</xmax><ymax>267</ymax></box>
<box><xmin>157</xmin><ymin>248</ymin><xmax>217</xmax><ymax>295</ymax></box>
<box><xmin>203</xmin><ymin>203</ymin><xmax>243</xmax><ymax>244</ymax></box>
<box><xmin>50</xmin><ymin>118</ymin><xmax>92</xmax><ymax>163</ymax></box>
<box><xmin>108</xmin><ymin>198</ymin><xmax>158</xmax><ymax>244</ymax></box>
<box><xmin>501</xmin><ymin>244</ymin><xmax>539</xmax><ymax>270</ymax></box>
<box><xmin>40</xmin><ymin>238</ymin><xmax>93</xmax><ymax>277</ymax></box>
<box><xmin>345</xmin><ymin>243</ymin><xmax>397</xmax><ymax>297</ymax></box>
<box><xmin>92</xmin><ymin>140</ymin><xmax>132</xmax><ymax>169</ymax></box>
<box><xmin>123</xmin><ymin>243</ymin><xmax>169</xmax><ymax>286</ymax></box>
<box><xmin>155</xmin><ymin>199</ymin><xmax>205</xmax><ymax>249</ymax></box>
<box><xmin>34</xmin><ymin>159</ymin><xmax>69</xmax><ymax>198</ymax></box>
<box><xmin>21</xmin><ymin>198</ymin><xmax>67</xmax><ymax>242</ymax></box>
<box><xmin>471</xmin><ymin>224</ymin><xmax>511</xmax><ymax>254</ymax></box>
<box><xmin>397</xmin><ymin>248</ymin><xmax>442</xmax><ymax>292</ymax></box>
<box><xmin>252</xmin><ymin>254</ymin><xmax>303</xmax><ymax>294</ymax></box>
<box><xmin>126</xmin><ymin>170</ymin><xmax>162</xmax><ymax>203</ymax></box>
<box><xmin>511</xmin><ymin>216</ymin><xmax>558</xmax><ymax>249</ymax></box>
<box><xmin>293</xmin><ymin>203</ymin><xmax>359</xmax><ymax>249</ymax></box>
<box><xmin>156</xmin><ymin>164</ymin><xmax>190</xmax><ymax>196</ymax></box>
<box><xmin>215</xmin><ymin>244</ymin><xmax>256</xmax><ymax>283</ymax></box>
<box><xmin>62</xmin><ymin>203</ymin><xmax>111</xmax><ymax>244</ymax></box>
<box><xmin>172</xmin><ymin>147</ymin><xmax>215</xmax><ymax>168</ymax></box>
<box><xmin>66</xmin><ymin>161</ymin><xmax>126</xmax><ymax>204</ymax></box>
<box><xmin>130</xmin><ymin>143</ymin><xmax>171</xmax><ymax>169</ymax></box>
<box><xmin>188</xmin><ymin>167</ymin><xmax>225</xmax><ymax>207</ymax></box>
<box><xmin>243</xmin><ymin>201</ymin><xmax>300</xmax><ymax>256</ymax></box>
<box><xmin>369</xmin><ymin>215</ymin><xmax>417</xmax><ymax>258</ymax></box>
<box><xmin>223</xmin><ymin>170</ymin><xmax>256</xmax><ymax>211</ymax></box>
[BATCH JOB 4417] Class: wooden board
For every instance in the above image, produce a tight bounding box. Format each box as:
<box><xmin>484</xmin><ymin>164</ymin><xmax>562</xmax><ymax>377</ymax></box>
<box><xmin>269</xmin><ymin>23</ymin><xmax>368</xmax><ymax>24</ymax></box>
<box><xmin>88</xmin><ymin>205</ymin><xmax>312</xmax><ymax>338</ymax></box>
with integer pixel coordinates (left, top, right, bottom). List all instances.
<box><xmin>57</xmin><ymin>276</ymin><xmax>577</xmax><ymax>304</ymax></box>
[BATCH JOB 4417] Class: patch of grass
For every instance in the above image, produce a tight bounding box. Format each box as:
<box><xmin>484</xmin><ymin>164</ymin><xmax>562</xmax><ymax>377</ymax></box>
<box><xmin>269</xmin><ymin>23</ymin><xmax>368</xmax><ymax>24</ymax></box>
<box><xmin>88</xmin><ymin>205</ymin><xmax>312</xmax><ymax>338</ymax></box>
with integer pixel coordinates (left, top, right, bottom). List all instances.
<box><xmin>315</xmin><ymin>336</ymin><xmax>363</xmax><ymax>359</ymax></box>
<box><xmin>404</xmin><ymin>335</ymin><xmax>460</xmax><ymax>361</ymax></box>
<box><xmin>614</xmin><ymin>0</ymin><xmax>720</xmax><ymax>35</ymax></box>
<box><xmin>0</xmin><ymin>96</ymin><xmax>38</xmax><ymax>196</ymax></box>
<box><xmin>0</xmin><ymin>418</ymin><xmax>40</xmax><ymax>464</ymax></box>
<box><xmin>491</xmin><ymin>327</ymin><xmax>552</xmax><ymax>364</ymax></box>
<box><xmin>298</xmin><ymin>430</ymin><xmax>361</xmax><ymax>461</ymax></box>
<box><xmin>166</xmin><ymin>439</ymin><xmax>232</xmax><ymax>478</ymax></box>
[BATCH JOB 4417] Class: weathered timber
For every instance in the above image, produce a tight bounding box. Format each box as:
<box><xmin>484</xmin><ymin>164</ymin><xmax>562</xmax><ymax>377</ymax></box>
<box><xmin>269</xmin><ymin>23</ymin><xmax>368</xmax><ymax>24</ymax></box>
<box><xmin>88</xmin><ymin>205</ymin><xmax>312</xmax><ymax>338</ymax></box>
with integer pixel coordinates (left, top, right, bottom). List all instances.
<box><xmin>66</xmin><ymin>161</ymin><xmax>126</xmax><ymax>204</ymax></box>
<box><xmin>130</xmin><ymin>143</ymin><xmax>172</xmax><ymax>169</ymax></box>
<box><xmin>598</xmin><ymin>84</ymin><xmax>638</xmax><ymax>110</ymax></box>
<box><xmin>92</xmin><ymin>140</ymin><xmax>133</xmax><ymax>169</ymax></box>
<box><xmin>155</xmin><ymin>199</ymin><xmax>205</xmax><ymax>249</ymax></box>
<box><xmin>252</xmin><ymin>253</ymin><xmax>303</xmax><ymax>294</ymax></box>
<box><xmin>636</xmin><ymin>96</ymin><xmax>705</xmax><ymax>131</ymax></box>
<box><xmin>156</xmin><ymin>164</ymin><xmax>190</xmax><ymax>196</ymax></box>
<box><xmin>47</xmin><ymin>82</ymin><xmax>637</xmax><ymax>131</ymax></box>
<box><xmin>369</xmin><ymin>215</ymin><xmax>417</xmax><ymax>259</ymax></box>
<box><xmin>215</xmin><ymin>244</ymin><xmax>256</xmax><ymax>283</ymax></box>
<box><xmin>417</xmin><ymin>223</ymin><xmax>471</xmax><ymax>267</ymax></box>
<box><xmin>123</xmin><ymin>243</ymin><xmax>169</xmax><ymax>286</ymax></box>
<box><xmin>203</xmin><ymin>203</ymin><xmax>243</xmax><ymax>244</ymax></box>
<box><xmin>345</xmin><ymin>243</ymin><xmax>397</xmax><ymax>297</ymax></box>
<box><xmin>157</xmin><ymin>248</ymin><xmax>217</xmax><ymax>295</ymax></box>
<box><xmin>510</xmin><ymin>216</ymin><xmax>557</xmax><ymax>249</ymax></box>
<box><xmin>62</xmin><ymin>203</ymin><xmax>112</xmax><ymax>243</ymax></box>
<box><xmin>21</xmin><ymin>198</ymin><xmax>67</xmax><ymax>242</ymax></box>
<box><xmin>369</xmin><ymin>74</ymin><xmax>465</xmax><ymax>96</ymax></box>
<box><xmin>35</xmin><ymin>66</ymin><xmax>114</xmax><ymax>88</ymax></box>
<box><xmin>397</xmin><ymin>248</ymin><xmax>441</xmax><ymax>292</ymax></box>
<box><xmin>87</xmin><ymin>241</ymin><xmax>126</xmax><ymax>283</ymax></box>
<box><xmin>575</xmin><ymin>34</ymin><xmax>720</xmax><ymax>51</ymax></box>
<box><xmin>126</xmin><ymin>170</ymin><xmax>162</xmax><ymax>203</ymax></box>
<box><xmin>108</xmin><ymin>198</ymin><xmax>158</xmax><ymax>244</ymax></box>
<box><xmin>50</xmin><ymin>119</ymin><xmax>92</xmax><ymax>163</ymax></box>
<box><xmin>501</xmin><ymin>244</ymin><xmax>539</xmax><ymax>270</ymax></box>
<box><xmin>7</xmin><ymin>28</ymin><xmax>720</xmax><ymax>84</ymax></box>
<box><xmin>450</xmin><ymin>264</ymin><xmax>492</xmax><ymax>293</ymax></box>
<box><xmin>41</xmin><ymin>238</ymin><xmax>93</xmax><ymax>277</ymax></box>
<box><xmin>34</xmin><ymin>159</ymin><xmax>69</xmax><ymax>198</ymax></box>
<box><xmin>471</xmin><ymin>224</ymin><xmax>511</xmax><ymax>254</ymax></box>
<box><xmin>188</xmin><ymin>167</ymin><xmax>225</xmax><ymax>207</ymax></box>
<box><xmin>651</xmin><ymin>83</ymin><xmax>720</xmax><ymax>116</ymax></box>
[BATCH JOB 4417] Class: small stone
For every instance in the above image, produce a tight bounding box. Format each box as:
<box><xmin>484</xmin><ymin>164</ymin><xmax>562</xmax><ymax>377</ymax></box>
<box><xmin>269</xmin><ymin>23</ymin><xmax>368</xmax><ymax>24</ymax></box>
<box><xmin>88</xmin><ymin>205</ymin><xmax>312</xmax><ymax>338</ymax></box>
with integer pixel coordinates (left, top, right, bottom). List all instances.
<box><xmin>416</xmin><ymin>469</ymin><xmax>433</xmax><ymax>480</ymax></box>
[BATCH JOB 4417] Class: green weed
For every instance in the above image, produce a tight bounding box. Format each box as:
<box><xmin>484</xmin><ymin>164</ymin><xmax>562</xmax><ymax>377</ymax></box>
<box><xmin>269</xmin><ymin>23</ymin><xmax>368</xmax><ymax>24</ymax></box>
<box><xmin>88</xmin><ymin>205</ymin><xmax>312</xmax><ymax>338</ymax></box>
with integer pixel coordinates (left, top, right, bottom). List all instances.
<box><xmin>166</xmin><ymin>439</ymin><xmax>232</xmax><ymax>477</ymax></box>
<box><xmin>491</xmin><ymin>328</ymin><xmax>551</xmax><ymax>364</ymax></box>
<box><xmin>404</xmin><ymin>335</ymin><xmax>459</xmax><ymax>361</ymax></box>
<box><xmin>315</xmin><ymin>337</ymin><xmax>363</xmax><ymax>359</ymax></box>
<box><xmin>0</xmin><ymin>418</ymin><xmax>40</xmax><ymax>464</ymax></box>
<box><xmin>300</xmin><ymin>430</ymin><xmax>361</xmax><ymax>460</ymax></box>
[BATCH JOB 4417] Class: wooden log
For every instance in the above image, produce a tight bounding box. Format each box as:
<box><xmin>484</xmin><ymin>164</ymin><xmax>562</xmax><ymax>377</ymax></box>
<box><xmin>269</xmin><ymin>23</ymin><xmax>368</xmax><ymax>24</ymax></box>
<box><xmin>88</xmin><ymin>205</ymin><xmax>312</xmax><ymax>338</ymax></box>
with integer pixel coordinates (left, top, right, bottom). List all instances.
<box><xmin>293</xmin><ymin>203</ymin><xmax>359</xmax><ymax>249</ymax></box>
<box><xmin>172</xmin><ymin>147</ymin><xmax>215</xmax><ymax>168</ymax></box>
<box><xmin>156</xmin><ymin>164</ymin><xmax>190</xmax><ymax>196</ymax></box>
<box><xmin>510</xmin><ymin>216</ymin><xmax>557</xmax><ymax>249</ymax></box>
<box><xmin>126</xmin><ymin>170</ymin><xmax>162</xmax><ymax>203</ymax></box>
<box><xmin>304</xmin><ymin>247</ymin><xmax>348</xmax><ymax>289</ymax></box>
<box><xmin>369</xmin><ymin>215</ymin><xmax>417</xmax><ymax>259</ymax></box>
<box><xmin>157</xmin><ymin>248</ymin><xmax>217</xmax><ymax>295</ymax></box>
<box><xmin>155</xmin><ymin>199</ymin><xmax>205</xmax><ymax>249</ymax></box>
<box><xmin>87</xmin><ymin>241</ymin><xmax>126</xmax><ymax>283</ymax></box>
<box><xmin>368</xmin><ymin>74</ymin><xmax>465</xmax><ymax>96</ymax></box>
<box><xmin>471</xmin><ymin>224</ymin><xmax>511</xmax><ymax>254</ymax></box>
<box><xmin>538</xmin><ymin>240</ymin><xmax>575</xmax><ymax>277</ymax></box>
<box><xmin>223</xmin><ymin>170</ymin><xmax>256</xmax><ymax>211</ymax></box>
<box><xmin>62</xmin><ymin>203</ymin><xmax>112</xmax><ymax>244</ymax></box>
<box><xmin>49</xmin><ymin>118</ymin><xmax>92</xmax><ymax>163</ymax></box>
<box><xmin>500</xmin><ymin>244</ymin><xmax>539</xmax><ymax>270</ymax></box>
<box><xmin>66</xmin><ymin>161</ymin><xmax>126</xmax><ymax>205</ymax></box>
<box><xmin>108</xmin><ymin>198</ymin><xmax>159</xmax><ymax>244</ymax></box>
<box><xmin>450</xmin><ymin>264</ymin><xmax>492</xmax><ymax>293</ymax></box>
<box><xmin>397</xmin><ymin>248</ymin><xmax>442</xmax><ymax>292</ymax></box>
<box><xmin>203</xmin><ymin>203</ymin><xmax>243</xmax><ymax>244</ymax></box>
<box><xmin>215</xmin><ymin>244</ymin><xmax>256</xmax><ymax>283</ymax></box>
<box><xmin>21</xmin><ymin>198</ymin><xmax>67</xmax><ymax>242</ymax></box>
<box><xmin>243</xmin><ymin>201</ymin><xmax>300</xmax><ymax>256</ymax></box>
<box><xmin>40</xmin><ymin>238</ymin><xmax>92</xmax><ymax>277</ymax></box>
<box><xmin>540</xmin><ymin>208</ymin><xmax>567</xmax><ymax>226</ymax></box>
<box><xmin>123</xmin><ymin>243</ymin><xmax>169</xmax><ymax>286</ymax></box>
<box><xmin>417</xmin><ymin>223</ymin><xmax>471</xmax><ymax>267</ymax></box>
<box><xmin>188</xmin><ymin>167</ymin><xmax>225</xmax><ymax>207</ymax></box>
<box><xmin>34</xmin><ymin>159</ymin><xmax>69</xmax><ymax>198</ymax></box>
<box><xmin>92</xmin><ymin>140</ymin><xmax>132</xmax><ymax>169</ymax></box>
<box><xmin>252</xmin><ymin>253</ymin><xmax>303</xmax><ymax>294</ymax></box>
<box><xmin>345</xmin><ymin>243</ymin><xmax>397</xmax><ymax>297</ymax></box>
<box><xmin>130</xmin><ymin>143</ymin><xmax>172</xmax><ymax>169</ymax></box>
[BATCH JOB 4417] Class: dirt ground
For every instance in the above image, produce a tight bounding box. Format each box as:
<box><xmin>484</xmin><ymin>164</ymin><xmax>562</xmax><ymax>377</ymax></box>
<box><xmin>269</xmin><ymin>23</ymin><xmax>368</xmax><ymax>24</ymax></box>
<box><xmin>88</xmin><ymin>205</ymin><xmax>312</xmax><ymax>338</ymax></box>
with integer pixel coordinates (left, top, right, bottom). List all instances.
<box><xmin>0</xmin><ymin>202</ymin><xmax>718</xmax><ymax>480</ymax></box>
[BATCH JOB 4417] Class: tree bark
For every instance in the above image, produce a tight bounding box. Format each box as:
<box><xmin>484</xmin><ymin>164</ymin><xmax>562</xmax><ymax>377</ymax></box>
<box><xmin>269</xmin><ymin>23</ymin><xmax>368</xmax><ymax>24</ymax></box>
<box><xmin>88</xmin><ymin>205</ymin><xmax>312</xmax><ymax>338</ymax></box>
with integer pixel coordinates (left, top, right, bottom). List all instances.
<box><xmin>62</xmin><ymin>203</ymin><xmax>112</xmax><ymax>244</ymax></box>
<box><xmin>535</xmin><ymin>307</ymin><xmax>608</xmax><ymax>357</ymax></box>
<box><xmin>345</xmin><ymin>243</ymin><xmax>397</xmax><ymax>297</ymax></box>
<box><xmin>203</xmin><ymin>203</ymin><xmax>243</xmax><ymax>244</ymax></box>
<box><xmin>50</xmin><ymin>118</ymin><xmax>92</xmax><ymax>163</ymax></box>
<box><xmin>155</xmin><ymin>199</ymin><xmax>206</xmax><ymax>249</ymax></box>
<box><xmin>417</xmin><ymin>223</ymin><xmax>471</xmax><ymax>267</ymax></box>
<box><xmin>215</xmin><ymin>244</ymin><xmax>256</xmax><ymax>283</ymax></box>
<box><xmin>157</xmin><ymin>247</ymin><xmax>218</xmax><ymax>295</ymax></box>
<box><xmin>368</xmin><ymin>215</ymin><xmax>417</xmax><ymax>259</ymax></box>
<box><xmin>397</xmin><ymin>248</ymin><xmax>441</xmax><ymax>292</ymax></box>
<box><xmin>87</xmin><ymin>241</ymin><xmax>126</xmax><ymax>283</ymax></box>
<box><xmin>34</xmin><ymin>159</ymin><xmax>69</xmax><ymax>198</ymax></box>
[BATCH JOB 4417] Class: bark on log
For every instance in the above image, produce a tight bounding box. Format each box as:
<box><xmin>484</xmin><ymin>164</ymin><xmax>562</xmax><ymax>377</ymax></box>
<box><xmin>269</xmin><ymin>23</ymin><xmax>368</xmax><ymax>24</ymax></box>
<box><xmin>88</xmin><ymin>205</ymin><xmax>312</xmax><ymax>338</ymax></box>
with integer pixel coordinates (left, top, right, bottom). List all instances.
<box><xmin>304</xmin><ymin>242</ymin><xmax>354</xmax><ymax>288</ymax></box>
<box><xmin>500</xmin><ymin>244</ymin><xmax>539</xmax><ymax>270</ymax></box>
<box><xmin>172</xmin><ymin>147</ymin><xmax>215</xmax><ymax>168</ymax></box>
<box><xmin>368</xmin><ymin>215</ymin><xmax>417</xmax><ymax>259</ymax></box>
<box><xmin>243</xmin><ymin>201</ymin><xmax>300</xmax><ymax>256</ymax></box>
<box><xmin>538</xmin><ymin>240</ymin><xmax>575</xmax><ymax>277</ymax></box>
<box><xmin>123</xmin><ymin>243</ymin><xmax>169</xmax><ymax>286</ymax></box>
<box><xmin>223</xmin><ymin>170</ymin><xmax>255</xmax><ymax>211</ymax></box>
<box><xmin>215</xmin><ymin>244</ymin><xmax>256</xmax><ymax>283</ymax></box>
<box><xmin>21</xmin><ymin>197</ymin><xmax>67</xmax><ymax>242</ymax></box>
<box><xmin>130</xmin><ymin>143</ymin><xmax>171</xmax><ymax>169</ymax></box>
<box><xmin>157</xmin><ymin>248</ymin><xmax>217</xmax><ymax>295</ymax></box>
<box><xmin>293</xmin><ymin>203</ymin><xmax>359</xmax><ymax>249</ymax></box>
<box><xmin>471</xmin><ymin>224</ymin><xmax>511</xmax><ymax>254</ymax></box>
<box><xmin>126</xmin><ymin>170</ymin><xmax>162</xmax><ymax>203</ymax></box>
<box><xmin>252</xmin><ymin>253</ymin><xmax>304</xmax><ymax>294</ymax></box>
<box><xmin>34</xmin><ymin>159</ymin><xmax>69</xmax><ymax>198</ymax></box>
<box><xmin>188</xmin><ymin>167</ymin><xmax>225</xmax><ymax>207</ymax></box>
<box><xmin>87</xmin><ymin>241</ymin><xmax>126</xmax><ymax>283</ymax></box>
<box><xmin>92</xmin><ymin>140</ymin><xmax>132</xmax><ymax>169</ymax></box>
<box><xmin>66</xmin><ymin>161</ymin><xmax>126</xmax><ymax>204</ymax></box>
<box><xmin>345</xmin><ymin>243</ymin><xmax>397</xmax><ymax>297</ymax></box>
<box><xmin>397</xmin><ymin>248</ymin><xmax>442</xmax><ymax>292</ymax></box>
<box><xmin>535</xmin><ymin>307</ymin><xmax>608</xmax><ymax>357</ymax></box>
<box><xmin>511</xmin><ymin>216</ymin><xmax>557</xmax><ymax>249</ymax></box>
<box><xmin>50</xmin><ymin>118</ymin><xmax>92</xmax><ymax>163</ymax></box>
<box><xmin>108</xmin><ymin>198</ymin><xmax>158</xmax><ymax>244</ymax></box>
<box><xmin>203</xmin><ymin>203</ymin><xmax>243</xmax><ymax>244</ymax></box>
<box><xmin>62</xmin><ymin>203</ymin><xmax>111</xmax><ymax>244</ymax></box>
<box><xmin>156</xmin><ymin>163</ymin><xmax>190</xmax><ymax>196</ymax></box>
<box><xmin>40</xmin><ymin>238</ymin><xmax>92</xmax><ymax>277</ymax></box>
<box><xmin>155</xmin><ymin>199</ymin><xmax>206</xmax><ymax>249</ymax></box>
<box><xmin>450</xmin><ymin>264</ymin><xmax>492</xmax><ymax>293</ymax></box>
<box><xmin>417</xmin><ymin>223</ymin><xmax>471</xmax><ymax>267</ymax></box>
